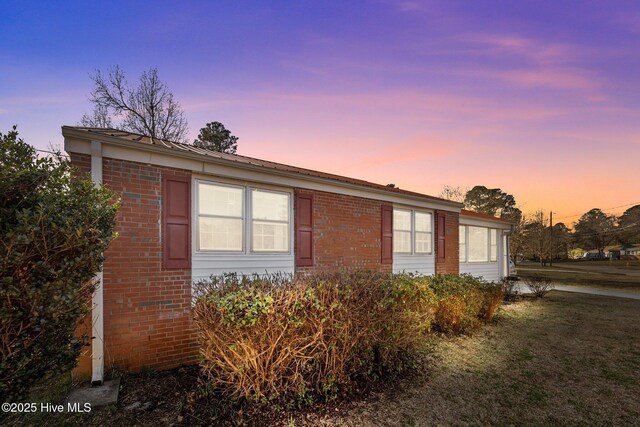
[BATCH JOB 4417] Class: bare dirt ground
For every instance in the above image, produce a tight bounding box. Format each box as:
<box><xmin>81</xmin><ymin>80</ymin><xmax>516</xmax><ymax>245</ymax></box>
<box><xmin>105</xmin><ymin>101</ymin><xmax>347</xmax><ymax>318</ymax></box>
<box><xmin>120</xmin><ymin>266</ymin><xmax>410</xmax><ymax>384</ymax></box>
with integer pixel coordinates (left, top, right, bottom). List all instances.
<box><xmin>7</xmin><ymin>292</ymin><xmax>640</xmax><ymax>426</ymax></box>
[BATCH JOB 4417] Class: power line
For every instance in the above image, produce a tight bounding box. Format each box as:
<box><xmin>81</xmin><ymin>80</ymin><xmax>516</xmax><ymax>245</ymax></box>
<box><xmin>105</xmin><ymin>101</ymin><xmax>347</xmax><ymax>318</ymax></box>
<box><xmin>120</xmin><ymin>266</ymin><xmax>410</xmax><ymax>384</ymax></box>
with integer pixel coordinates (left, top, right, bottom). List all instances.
<box><xmin>570</xmin><ymin>222</ymin><xmax>640</xmax><ymax>239</ymax></box>
<box><xmin>554</xmin><ymin>202</ymin><xmax>640</xmax><ymax>220</ymax></box>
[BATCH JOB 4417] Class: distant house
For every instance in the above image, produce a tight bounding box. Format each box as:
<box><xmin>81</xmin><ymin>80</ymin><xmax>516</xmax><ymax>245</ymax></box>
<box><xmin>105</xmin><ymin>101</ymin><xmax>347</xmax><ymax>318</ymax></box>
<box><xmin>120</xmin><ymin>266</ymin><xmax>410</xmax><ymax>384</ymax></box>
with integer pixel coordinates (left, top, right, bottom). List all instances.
<box><xmin>604</xmin><ymin>245</ymin><xmax>623</xmax><ymax>260</ymax></box>
<box><xmin>62</xmin><ymin>126</ymin><xmax>513</xmax><ymax>384</ymax></box>
<box><xmin>582</xmin><ymin>249</ymin><xmax>606</xmax><ymax>260</ymax></box>
<box><xmin>621</xmin><ymin>244</ymin><xmax>640</xmax><ymax>260</ymax></box>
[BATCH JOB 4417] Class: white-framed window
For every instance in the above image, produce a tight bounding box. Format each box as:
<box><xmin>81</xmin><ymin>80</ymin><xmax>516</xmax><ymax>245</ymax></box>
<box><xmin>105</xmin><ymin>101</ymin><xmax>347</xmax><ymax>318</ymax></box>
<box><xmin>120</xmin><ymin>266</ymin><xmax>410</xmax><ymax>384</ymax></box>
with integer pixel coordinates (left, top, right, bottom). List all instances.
<box><xmin>197</xmin><ymin>182</ymin><xmax>244</xmax><ymax>251</ymax></box>
<box><xmin>459</xmin><ymin>225</ymin><xmax>466</xmax><ymax>262</ymax></box>
<box><xmin>468</xmin><ymin>226</ymin><xmax>489</xmax><ymax>262</ymax></box>
<box><xmin>393</xmin><ymin>209</ymin><xmax>412</xmax><ymax>254</ymax></box>
<box><xmin>415</xmin><ymin>212</ymin><xmax>433</xmax><ymax>253</ymax></box>
<box><xmin>459</xmin><ymin>225</ymin><xmax>498</xmax><ymax>263</ymax></box>
<box><xmin>490</xmin><ymin>229</ymin><xmax>498</xmax><ymax>262</ymax></box>
<box><xmin>251</xmin><ymin>189</ymin><xmax>290</xmax><ymax>252</ymax></box>
<box><xmin>393</xmin><ymin>208</ymin><xmax>433</xmax><ymax>255</ymax></box>
<box><xmin>196</xmin><ymin>180</ymin><xmax>291</xmax><ymax>253</ymax></box>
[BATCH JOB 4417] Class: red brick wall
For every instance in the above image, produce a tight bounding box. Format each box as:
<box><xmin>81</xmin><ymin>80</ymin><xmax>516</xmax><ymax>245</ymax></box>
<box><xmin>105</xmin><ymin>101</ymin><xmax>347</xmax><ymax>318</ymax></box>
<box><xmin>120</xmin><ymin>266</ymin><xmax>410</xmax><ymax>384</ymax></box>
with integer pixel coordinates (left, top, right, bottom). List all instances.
<box><xmin>435</xmin><ymin>210</ymin><xmax>460</xmax><ymax>275</ymax></box>
<box><xmin>70</xmin><ymin>152</ymin><xmax>91</xmax><ymax>175</ymax></box>
<box><xmin>294</xmin><ymin>189</ymin><xmax>392</xmax><ymax>273</ymax></box>
<box><xmin>70</xmin><ymin>153</ymin><xmax>197</xmax><ymax>375</ymax></box>
<box><xmin>69</xmin><ymin>150</ymin><xmax>461</xmax><ymax>377</ymax></box>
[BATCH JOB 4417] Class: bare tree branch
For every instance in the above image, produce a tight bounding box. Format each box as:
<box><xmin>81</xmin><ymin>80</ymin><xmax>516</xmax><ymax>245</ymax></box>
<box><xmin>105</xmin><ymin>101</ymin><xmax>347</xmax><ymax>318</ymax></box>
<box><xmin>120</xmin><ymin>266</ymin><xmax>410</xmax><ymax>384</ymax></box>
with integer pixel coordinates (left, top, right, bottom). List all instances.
<box><xmin>438</xmin><ymin>185</ymin><xmax>467</xmax><ymax>203</ymax></box>
<box><xmin>82</xmin><ymin>66</ymin><xmax>188</xmax><ymax>142</ymax></box>
<box><xmin>79</xmin><ymin>104</ymin><xmax>113</xmax><ymax>128</ymax></box>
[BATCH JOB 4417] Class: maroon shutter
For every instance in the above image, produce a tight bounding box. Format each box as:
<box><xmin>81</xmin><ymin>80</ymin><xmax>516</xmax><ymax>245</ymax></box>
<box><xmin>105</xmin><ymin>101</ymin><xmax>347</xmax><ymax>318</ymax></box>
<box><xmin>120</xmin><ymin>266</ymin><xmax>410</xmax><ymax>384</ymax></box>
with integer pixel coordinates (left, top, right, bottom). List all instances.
<box><xmin>295</xmin><ymin>193</ymin><xmax>314</xmax><ymax>267</ymax></box>
<box><xmin>163</xmin><ymin>175</ymin><xmax>191</xmax><ymax>269</ymax></box>
<box><xmin>381</xmin><ymin>203</ymin><xmax>393</xmax><ymax>264</ymax></box>
<box><xmin>437</xmin><ymin>213</ymin><xmax>446</xmax><ymax>260</ymax></box>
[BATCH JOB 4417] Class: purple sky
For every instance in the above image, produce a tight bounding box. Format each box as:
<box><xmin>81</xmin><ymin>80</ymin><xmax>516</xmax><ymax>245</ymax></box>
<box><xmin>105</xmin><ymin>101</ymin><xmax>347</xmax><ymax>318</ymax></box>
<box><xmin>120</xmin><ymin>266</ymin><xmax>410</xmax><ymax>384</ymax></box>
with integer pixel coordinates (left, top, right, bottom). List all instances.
<box><xmin>2</xmin><ymin>0</ymin><xmax>639</xmax><ymax>222</ymax></box>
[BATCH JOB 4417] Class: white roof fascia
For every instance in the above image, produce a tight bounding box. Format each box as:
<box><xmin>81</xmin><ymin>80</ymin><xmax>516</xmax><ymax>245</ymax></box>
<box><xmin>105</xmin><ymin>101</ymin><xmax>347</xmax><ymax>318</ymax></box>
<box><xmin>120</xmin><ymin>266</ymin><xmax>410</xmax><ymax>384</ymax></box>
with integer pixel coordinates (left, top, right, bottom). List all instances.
<box><xmin>63</xmin><ymin>129</ymin><xmax>463</xmax><ymax>213</ymax></box>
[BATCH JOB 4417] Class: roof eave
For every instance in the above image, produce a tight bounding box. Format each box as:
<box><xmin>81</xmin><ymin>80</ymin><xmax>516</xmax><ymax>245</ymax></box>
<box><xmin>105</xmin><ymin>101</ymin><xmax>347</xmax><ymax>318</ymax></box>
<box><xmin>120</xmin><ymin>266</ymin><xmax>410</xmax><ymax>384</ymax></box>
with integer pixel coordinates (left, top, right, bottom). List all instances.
<box><xmin>62</xmin><ymin>126</ymin><xmax>464</xmax><ymax>210</ymax></box>
<box><xmin>460</xmin><ymin>210</ymin><xmax>514</xmax><ymax>225</ymax></box>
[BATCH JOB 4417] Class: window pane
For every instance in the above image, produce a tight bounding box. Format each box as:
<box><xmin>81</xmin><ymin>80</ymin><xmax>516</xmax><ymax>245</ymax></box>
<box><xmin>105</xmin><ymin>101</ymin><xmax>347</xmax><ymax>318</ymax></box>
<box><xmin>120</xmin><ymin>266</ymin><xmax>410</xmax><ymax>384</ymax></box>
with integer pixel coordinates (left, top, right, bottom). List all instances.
<box><xmin>253</xmin><ymin>221</ymin><xmax>289</xmax><ymax>252</ymax></box>
<box><xmin>393</xmin><ymin>230</ymin><xmax>411</xmax><ymax>253</ymax></box>
<box><xmin>393</xmin><ymin>210</ymin><xmax>411</xmax><ymax>231</ymax></box>
<box><xmin>468</xmin><ymin>226</ymin><xmax>488</xmax><ymax>262</ymax></box>
<box><xmin>415</xmin><ymin>212</ymin><xmax>432</xmax><ymax>232</ymax></box>
<box><xmin>252</xmin><ymin>190</ymin><xmax>289</xmax><ymax>221</ymax></box>
<box><xmin>459</xmin><ymin>226</ymin><xmax>466</xmax><ymax>262</ymax></box>
<box><xmin>490</xmin><ymin>229</ymin><xmax>498</xmax><ymax>262</ymax></box>
<box><xmin>199</xmin><ymin>217</ymin><xmax>243</xmax><ymax>251</ymax></box>
<box><xmin>415</xmin><ymin>231</ymin><xmax>432</xmax><ymax>253</ymax></box>
<box><xmin>199</xmin><ymin>183</ymin><xmax>243</xmax><ymax>217</ymax></box>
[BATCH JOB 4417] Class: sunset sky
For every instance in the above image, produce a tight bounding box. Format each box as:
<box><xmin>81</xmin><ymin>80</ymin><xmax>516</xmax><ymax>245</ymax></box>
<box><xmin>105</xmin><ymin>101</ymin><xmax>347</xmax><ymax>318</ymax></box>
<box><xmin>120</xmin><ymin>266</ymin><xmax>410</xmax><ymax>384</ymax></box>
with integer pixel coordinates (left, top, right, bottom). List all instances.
<box><xmin>2</xmin><ymin>0</ymin><xmax>639</xmax><ymax>223</ymax></box>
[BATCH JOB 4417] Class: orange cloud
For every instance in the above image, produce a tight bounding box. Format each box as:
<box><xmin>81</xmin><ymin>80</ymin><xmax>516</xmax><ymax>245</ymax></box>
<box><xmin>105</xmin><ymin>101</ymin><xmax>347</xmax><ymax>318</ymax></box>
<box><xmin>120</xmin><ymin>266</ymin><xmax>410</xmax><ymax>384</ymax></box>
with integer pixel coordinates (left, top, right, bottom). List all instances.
<box><xmin>352</xmin><ymin>135</ymin><xmax>465</xmax><ymax>168</ymax></box>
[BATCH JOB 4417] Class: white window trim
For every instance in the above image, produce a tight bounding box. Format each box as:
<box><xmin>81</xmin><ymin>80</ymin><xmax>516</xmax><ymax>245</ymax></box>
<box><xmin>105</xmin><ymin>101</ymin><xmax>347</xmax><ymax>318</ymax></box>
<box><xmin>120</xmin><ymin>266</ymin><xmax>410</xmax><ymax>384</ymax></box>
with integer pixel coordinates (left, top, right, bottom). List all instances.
<box><xmin>459</xmin><ymin>225</ymin><xmax>498</xmax><ymax>264</ymax></box>
<box><xmin>196</xmin><ymin>181</ymin><xmax>246</xmax><ymax>253</ymax></box>
<box><xmin>393</xmin><ymin>208</ymin><xmax>433</xmax><ymax>256</ymax></box>
<box><xmin>490</xmin><ymin>229</ymin><xmax>498</xmax><ymax>262</ymax></box>
<box><xmin>393</xmin><ymin>208</ymin><xmax>413</xmax><ymax>255</ymax></box>
<box><xmin>414</xmin><ymin>211</ymin><xmax>433</xmax><ymax>255</ymax></box>
<box><xmin>459</xmin><ymin>225</ymin><xmax>467</xmax><ymax>263</ymax></box>
<box><xmin>195</xmin><ymin>179</ymin><xmax>293</xmax><ymax>255</ymax></box>
<box><xmin>249</xmin><ymin>187</ymin><xmax>291</xmax><ymax>254</ymax></box>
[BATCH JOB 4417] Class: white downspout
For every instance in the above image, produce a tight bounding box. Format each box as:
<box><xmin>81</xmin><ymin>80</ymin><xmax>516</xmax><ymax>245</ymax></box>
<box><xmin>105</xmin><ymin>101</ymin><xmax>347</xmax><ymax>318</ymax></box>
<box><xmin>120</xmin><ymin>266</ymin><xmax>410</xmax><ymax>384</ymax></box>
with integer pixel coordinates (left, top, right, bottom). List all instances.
<box><xmin>90</xmin><ymin>140</ymin><xmax>104</xmax><ymax>385</ymax></box>
<box><xmin>504</xmin><ymin>225</ymin><xmax>515</xmax><ymax>278</ymax></box>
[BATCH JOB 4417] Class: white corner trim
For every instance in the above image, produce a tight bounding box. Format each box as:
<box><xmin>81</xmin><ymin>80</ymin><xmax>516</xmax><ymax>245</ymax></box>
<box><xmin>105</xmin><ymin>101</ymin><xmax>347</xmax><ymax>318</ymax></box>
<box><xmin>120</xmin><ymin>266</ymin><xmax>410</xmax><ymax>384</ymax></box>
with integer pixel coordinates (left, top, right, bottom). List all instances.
<box><xmin>90</xmin><ymin>140</ymin><xmax>104</xmax><ymax>385</ymax></box>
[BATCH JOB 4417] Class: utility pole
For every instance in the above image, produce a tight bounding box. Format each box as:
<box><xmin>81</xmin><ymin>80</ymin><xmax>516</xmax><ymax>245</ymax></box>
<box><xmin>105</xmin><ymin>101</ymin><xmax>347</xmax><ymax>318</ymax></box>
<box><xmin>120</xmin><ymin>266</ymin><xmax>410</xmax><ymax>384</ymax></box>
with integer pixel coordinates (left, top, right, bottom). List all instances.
<box><xmin>549</xmin><ymin>211</ymin><xmax>553</xmax><ymax>267</ymax></box>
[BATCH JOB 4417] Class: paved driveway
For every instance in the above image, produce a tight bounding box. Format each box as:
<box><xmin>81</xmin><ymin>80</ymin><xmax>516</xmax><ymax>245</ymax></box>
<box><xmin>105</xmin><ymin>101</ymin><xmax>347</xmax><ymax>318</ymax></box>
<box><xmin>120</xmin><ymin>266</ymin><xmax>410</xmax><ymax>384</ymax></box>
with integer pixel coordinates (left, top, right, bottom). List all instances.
<box><xmin>518</xmin><ymin>263</ymin><xmax>640</xmax><ymax>278</ymax></box>
<box><xmin>558</xmin><ymin>263</ymin><xmax>640</xmax><ymax>277</ymax></box>
<box><xmin>515</xmin><ymin>282</ymin><xmax>640</xmax><ymax>300</ymax></box>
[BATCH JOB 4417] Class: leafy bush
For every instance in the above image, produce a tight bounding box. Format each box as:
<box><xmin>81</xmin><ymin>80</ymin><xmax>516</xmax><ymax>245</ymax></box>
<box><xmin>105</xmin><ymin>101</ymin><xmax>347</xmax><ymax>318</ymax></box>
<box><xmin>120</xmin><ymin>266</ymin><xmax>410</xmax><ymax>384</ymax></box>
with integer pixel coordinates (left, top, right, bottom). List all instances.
<box><xmin>429</xmin><ymin>274</ymin><xmax>503</xmax><ymax>334</ymax></box>
<box><xmin>193</xmin><ymin>271</ymin><xmax>502</xmax><ymax>405</ymax></box>
<box><xmin>0</xmin><ymin>127</ymin><xmax>118</xmax><ymax>402</ymax></box>
<box><xmin>523</xmin><ymin>275</ymin><xmax>554</xmax><ymax>297</ymax></box>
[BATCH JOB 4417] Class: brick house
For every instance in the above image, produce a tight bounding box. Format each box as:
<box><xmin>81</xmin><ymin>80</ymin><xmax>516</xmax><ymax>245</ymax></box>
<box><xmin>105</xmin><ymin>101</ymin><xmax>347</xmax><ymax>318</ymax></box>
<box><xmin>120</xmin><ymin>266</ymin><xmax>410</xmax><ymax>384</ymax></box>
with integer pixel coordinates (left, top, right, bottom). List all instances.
<box><xmin>62</xmin><ymin>126</ymin><xmax>513</xmax><ymax>384</ymax></box>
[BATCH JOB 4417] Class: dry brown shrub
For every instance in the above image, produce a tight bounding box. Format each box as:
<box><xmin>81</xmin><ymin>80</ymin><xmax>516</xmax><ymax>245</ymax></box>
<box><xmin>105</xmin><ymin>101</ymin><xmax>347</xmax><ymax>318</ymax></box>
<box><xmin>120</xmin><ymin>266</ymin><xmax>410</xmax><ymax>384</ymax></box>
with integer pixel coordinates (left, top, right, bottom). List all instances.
<box><xmin>523</xmin><ymin>275</ymin><xmax>555</xmax><ymax>298</ymax></box>
<box><xmin>479</xmin><ymin>287</ymin><xmax>504</xmax><ymax>321</ymax></box>
<box><xmin>434</xmin><ymin>297</ymin><xmax>466</xmax><ymax>334</ymax></box>
<box><xmin>193</xmin><ymin>272</ymin><xmax>501</xmax><ymax>405</ymax></box>
<box><xmin>430</xmin><ymin>274</ymin><xmax>503</xmax><ymax>334</ymax></box>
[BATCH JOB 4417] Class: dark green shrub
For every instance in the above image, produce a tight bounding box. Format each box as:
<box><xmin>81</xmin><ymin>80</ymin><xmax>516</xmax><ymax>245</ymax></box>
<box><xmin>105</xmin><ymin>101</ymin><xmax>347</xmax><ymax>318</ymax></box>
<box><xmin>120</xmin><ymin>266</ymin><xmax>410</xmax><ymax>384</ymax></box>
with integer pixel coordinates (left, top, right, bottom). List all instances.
<box><xmin>0</xmin><ymin>127</ymin><xmax>118</xmax><ymax>402</ymax></box>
